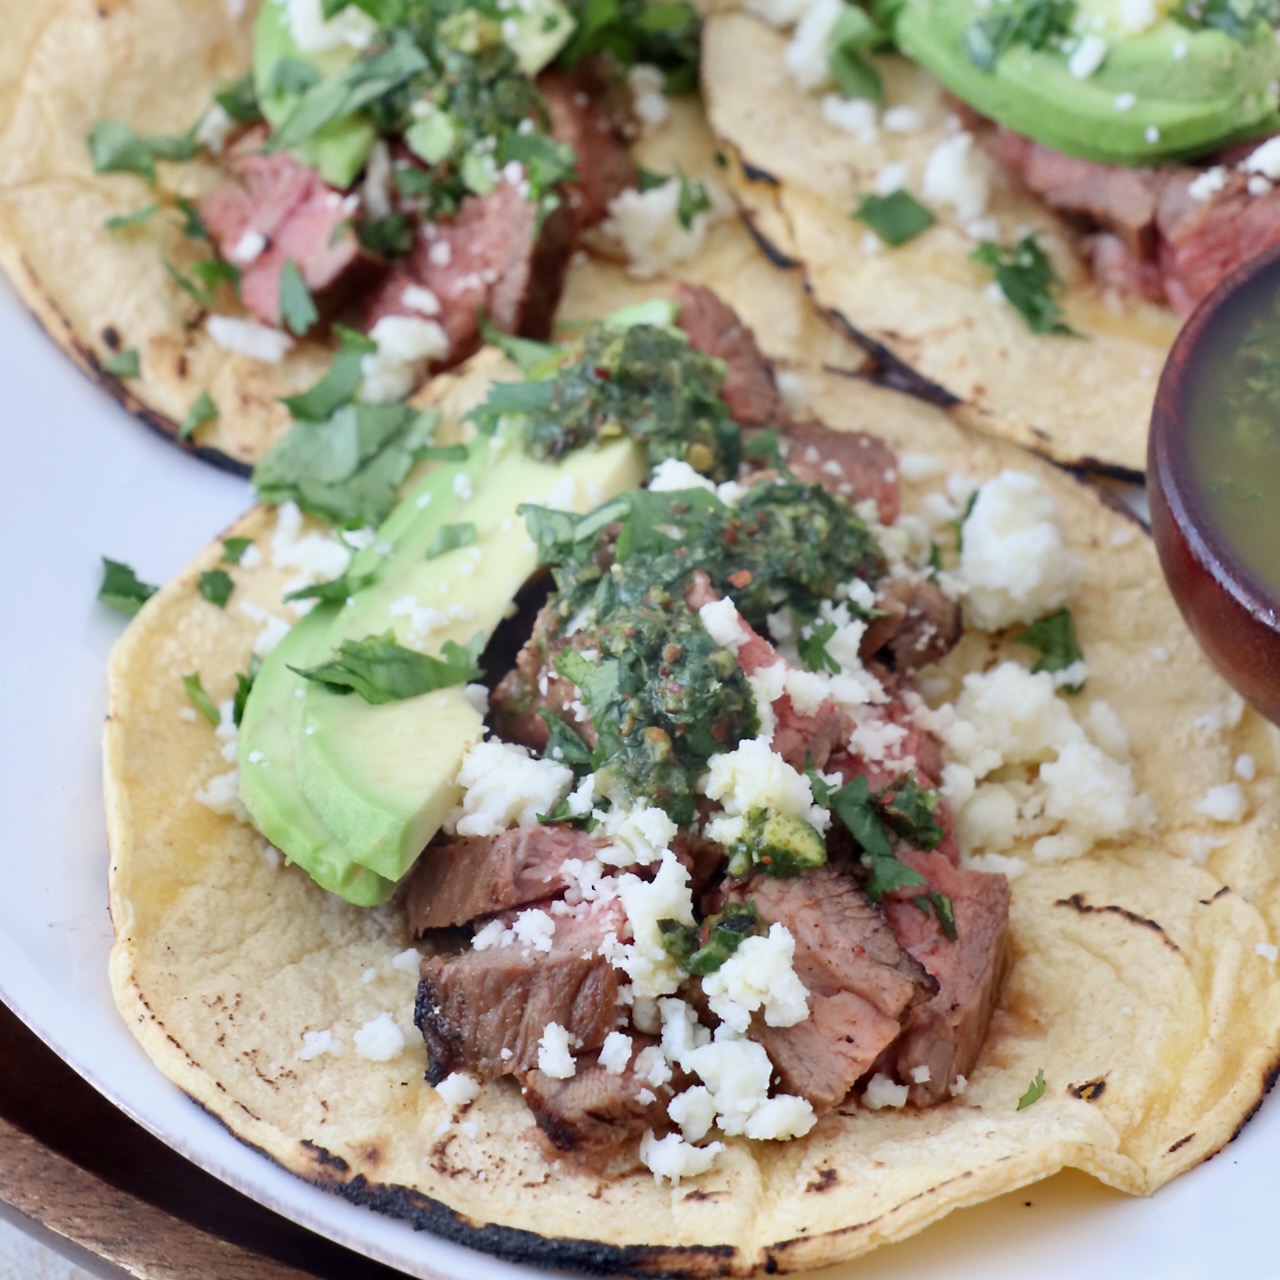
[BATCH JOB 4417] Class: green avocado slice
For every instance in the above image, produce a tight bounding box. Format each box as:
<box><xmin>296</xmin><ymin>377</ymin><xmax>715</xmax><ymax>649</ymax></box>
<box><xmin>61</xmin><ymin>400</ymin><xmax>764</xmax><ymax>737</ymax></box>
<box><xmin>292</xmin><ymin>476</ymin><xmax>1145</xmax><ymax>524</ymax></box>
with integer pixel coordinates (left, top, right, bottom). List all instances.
<box><xmin>895</xmin><ymin>0</ymin><xmax>1280</xmax><ymax>164</ymax></box>
<box><xmin>252</xmin><ymin>0</ymin><xmax>375</xmax><ymax>189</ymax></box>
<box><xmin>291</xmin><ymin>432</ymin><xmax>647</xmax><ymax>886</ymax></box>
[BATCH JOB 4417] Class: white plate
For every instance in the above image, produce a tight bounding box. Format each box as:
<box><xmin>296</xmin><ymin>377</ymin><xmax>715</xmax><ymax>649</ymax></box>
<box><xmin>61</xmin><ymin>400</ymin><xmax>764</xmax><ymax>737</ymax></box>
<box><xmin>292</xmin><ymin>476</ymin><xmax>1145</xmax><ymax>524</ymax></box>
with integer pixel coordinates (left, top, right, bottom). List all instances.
<box><xmin>0</xmin><ymin>273</ymin><xmax>1276</xmax><ymax>1280</ymax></box>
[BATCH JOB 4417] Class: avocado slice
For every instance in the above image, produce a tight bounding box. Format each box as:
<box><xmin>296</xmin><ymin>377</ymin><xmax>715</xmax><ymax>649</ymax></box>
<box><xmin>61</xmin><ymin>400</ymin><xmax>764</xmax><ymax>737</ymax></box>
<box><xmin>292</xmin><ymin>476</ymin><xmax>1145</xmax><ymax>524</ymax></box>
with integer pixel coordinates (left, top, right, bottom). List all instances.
<box><xmin>253</xmin><ymin>0</ymin><xmax>376</xmax><ymax>189</ymax></box>
<box><xmin>895</xmin><ymin>0</ymin><xmax>1280</xmax><ymax>164</ymax></box>
<box><xmin>292</xmin><ymin>431</ymin><xmax>647</xmax><ymax>885</ymax></box>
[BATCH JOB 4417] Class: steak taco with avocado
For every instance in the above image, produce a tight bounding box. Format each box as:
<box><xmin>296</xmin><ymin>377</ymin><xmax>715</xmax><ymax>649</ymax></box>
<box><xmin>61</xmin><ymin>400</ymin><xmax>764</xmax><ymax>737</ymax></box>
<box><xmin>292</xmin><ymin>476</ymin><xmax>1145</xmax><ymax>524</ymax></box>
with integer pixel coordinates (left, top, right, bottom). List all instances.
<box><xmin>0</xmin><ymin>0</ymin><xmax>742</xmax><ymax>472</ymax></box>
<box><xmin>702</xmin><ymin>0</ymin><xmax>1280</xmax><ymax>474</ymax></box>
<box><xmin>104</xmin><ymin>276</ymin><xmax>1280</xmax><ymax>1273</ymax></box>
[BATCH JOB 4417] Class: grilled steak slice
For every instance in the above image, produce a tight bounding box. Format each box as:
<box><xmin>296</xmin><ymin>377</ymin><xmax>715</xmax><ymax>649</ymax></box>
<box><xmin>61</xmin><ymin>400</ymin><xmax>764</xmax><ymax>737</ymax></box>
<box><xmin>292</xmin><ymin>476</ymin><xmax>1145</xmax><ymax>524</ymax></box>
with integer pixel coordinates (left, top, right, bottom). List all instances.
<box><xmin>407</xmin><ymin>826</ymin><xmax>604</xmax><ymax>934</ymax></box>
<box><xmin>883</xmin><ymin>849</ymin><xmax>1010</xmax><ymax>1104</ymax></box>
<box><xmin>415</xmin><ymin>901</ymin><xmax>622</xmax><ymax>1084</ymax></box>
<box><xmin>200</xmin><ymin>149</ymin><xmax>378</xmax><ymax>330</ymax></box>
<box><xmin>781</xmin><ymin>420</ymin><xmax>902</xmax><ymax>524</ymax></box>
<box><xmin>540</xmin><ymin>62</ymin><xmax>636</xmax><ymax>230</ymax></box>
<box><xmin>718</xmin><ymin>867</ymin><xmax>936</xmax><ymax>1113</ymax></box>
<box><xmin>364</xmin><ymin>176</ymin><xmax>574</xmax><ymax>363</ymax></box>
<box><xmin>676</xmin><ymin>283</ymin><xmax>783</xmax><ymax>425</ymax></box>
<box><xmin>521</xmin><ymin>1038</ymin><xmax>674</xmax><ymax>1163</ymax></box>
<box><xmin>859</xmin><ymin>577</ymin><xmax>962</xmax><ymax>675</ymax></box>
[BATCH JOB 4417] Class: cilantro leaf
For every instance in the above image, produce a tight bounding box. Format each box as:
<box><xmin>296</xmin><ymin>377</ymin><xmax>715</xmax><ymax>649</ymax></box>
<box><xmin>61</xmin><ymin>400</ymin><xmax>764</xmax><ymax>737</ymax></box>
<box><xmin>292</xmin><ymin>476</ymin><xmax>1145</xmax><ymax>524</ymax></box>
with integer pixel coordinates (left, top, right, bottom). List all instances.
<box><xmin>540</xmin><ymin>712</ymin><xmax>594</xmax><ymax>767</ymax></box>
<box><xmin>105</xmin><ymin>203</ymin><xmax>160</xmax><ymax>232</ymax></box>
<box><xmin>357</xmin><ymin>214</ymin><xmax>415</xmax><ymax>258</ymax></box>
<box><xmin>964</xmin><ymin>0</ymin><xmax>1075</xmax><ymax>71</ymax></box>
<box><xmin>878</xmin><ymin>774</ymin><xmax>945</xmax><ymax>851</ymax></box>
<box><xmin>479</xmin><ymin>318</ymin><xmax>563</xmax><ymax>377</ymax></box>
<box><xmin>798</xmin><ymin>620</ymin><xmax>840</xmax><ymax>674</ymax></box>
<box><xmin>1017</xmin><ymin>1067</ymin><xmax>1047</xmax><ymax>1110</ymax></box>
<box><xmin>269</xmin><ymin>58</ymin><xmax>322</xmax><ymax>98</ymax></box>
<box><xmin>88</xmin><ymin>120</ymin><xmax>196</xmax><ymax>183</ymax></box>
<box><xmin>676</xmin><ymin>173</ymin><xmax>712</xmax><ymax>230</ymax></box>
<box><xmin>554</xmin><ymin>649</ymin><xmax>621</xmax><ymax>716</ymax></box>
<box><xmin>855</xmin><ymin>190</ymin><xmax>935</xmax><ymax>246</ymax></box>
<box><xmin>182</xmin><ymin>672</ymin><xmax>221</xmax><ymax>727</ymax></box>
<box><xmin>98</xmin><ymin>558</ymin><xmax>157</xmax><ymax>616</ymax></box>
<box><xmin>828</xmin><ymin>6</ymin><xmax>885</xmax><ymax>101</ymax></box>
<box><xmin>283</xmin><ymin>567</ymin><xmax>377</xmax><ymax>604</ymax></box>
<box><xmin>232</xmin><ymin>655</ymin><xmax>262</xmax><ymax>728</ymax></box>
<box><xmin>254</xmin><ymin>403</ymin><xmax>440</xmax><ymax>527</ymax></box>
<box><xmin>166</xmin><ymin>259</ymin><xmax>240</xmax><ymax>308</ymax></box>
<box><xmin>220</xmin><ymin>537</ymin><xmax>253</xmax><ymax>565</ymax></box>
<box><xmin>180</xmin><ymin>390</ymin><xmax>218</xmax><ymax>441</ymax></box>
<box><xmin>291</xmin><ymin>632</ymin><xmax>483</xmax><ymax>705</ymax></box>
<box><xmin>174</xmin><ymin>196</ymin><xmax>209</xmax><ymax>242</ymax></box>
<box><xmin>427</xmin><ymin>522</ymin><xmax>478</xmax><ymax>559</ymax></box>
<box><xmin>281</xmin><ymin>328</ymin><xmax>375</xmax><ymax>421</ymax></box>
<box><xmin>972</xmin><ymin>235</ymin><xmax>1079</xmax><ymax>336</ymax></box>
<box><xmin>215</xmin><ymin>73</ymin><xmax>264</xmax><ymax>124</ymax></box>
<box><xmin>913</xmin><ymin>890</ymin><xmax>958</xmax><ymax>941</ymax></box>
<box><xmin>824</xmin><ymin>773</ymin><xmax>930</xmax><ymax>900</ymax></box>
<box><xmin>103</xmin><ymin>348</ymin><xmax>140</xmax><ymax>378</ymax></box>
<box><xmin>280</xmin><ymin>260</ymin><xmax>319</xmax><ymax>336</ymax></box>
<box><xmin>198</xmin><ymin>568</ymin><xmax>234</xmax><ymax>609</ymax></box>
<box><xmin>1014</xmin><ymin>607</ymin><xmax>1085</xmax><ymax>692</ymax></box>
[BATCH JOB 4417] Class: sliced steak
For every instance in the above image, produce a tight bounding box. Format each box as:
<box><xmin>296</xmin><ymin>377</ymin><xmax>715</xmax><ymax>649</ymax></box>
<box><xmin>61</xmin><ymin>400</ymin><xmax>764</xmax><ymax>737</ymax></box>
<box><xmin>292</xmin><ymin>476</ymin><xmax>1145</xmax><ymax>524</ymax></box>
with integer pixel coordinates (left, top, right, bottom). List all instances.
<box><xmin>414</xmin><ymin>900</ymin><xmax>623</xmax><ymax>1084</ymax></box>
<box><xmin>407</xmin><ymin>826</ymin><xmax>604</xmax><ymax>933</ymax></box>
<box><xmin>199</xmin><ymin>150</ymin><xmax>377</xmax><ymax>330</ymax></box>
<box><xmin>883</xmin><ymin>849</ymin><xmax>1010</xmax><ymax>1104</ymax></box>
<box><xmin>718</xmin><ymin>867</ymin><xmax>936</xmax><ymax>1113</ymax></box>
<box><xmin>540</xmin><ymin>62</ymin><xmax>636</xmax><ymax>230</ymax></box>
<box><xmin>676</xmin><ymin>283</ymin><xmax>783</xmax><ymax>426</ymax></box>
<box><xmin>685</xmin><ymin>571</ymin><xmax>852</xmax><ymax>772</ymax></box>
<box><xmin>781</xmin><ymin>420</ymin><xmax>901</xmax><ymax>524</ymax></box>
<box><xmin>364</xmin><ymin>176</ymin><xmax>574</xmax><ymax>363</ymax></box>
<box><xmin>521</xmin><ymin>1037</ymin><xmax>674</xmax><ymax>1164</ymax></box>
<box><xmin>859</xmin><ymin>576</ymin><xmax>962</xmax><ymax>675</ymax></box>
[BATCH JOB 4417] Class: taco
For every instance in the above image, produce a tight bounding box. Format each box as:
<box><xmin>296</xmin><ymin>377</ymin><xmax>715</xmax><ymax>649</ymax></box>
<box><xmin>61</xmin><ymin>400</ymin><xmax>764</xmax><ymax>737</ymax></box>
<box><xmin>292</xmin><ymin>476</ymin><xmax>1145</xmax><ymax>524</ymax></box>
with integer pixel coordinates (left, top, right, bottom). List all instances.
<box><xmin>103</xmin><ymin>275</ymin><xmax>1280</xmax><ymax>1273</ymax></box>
<box><xmin>701</xmin><ymin>2</ymin><xmax>1280</xmax><ymax>476</ymax></box>
<box><xmin>0</xmin><ymin>0</ymin><xmax>749</xmax><ymax>472</ymax></box>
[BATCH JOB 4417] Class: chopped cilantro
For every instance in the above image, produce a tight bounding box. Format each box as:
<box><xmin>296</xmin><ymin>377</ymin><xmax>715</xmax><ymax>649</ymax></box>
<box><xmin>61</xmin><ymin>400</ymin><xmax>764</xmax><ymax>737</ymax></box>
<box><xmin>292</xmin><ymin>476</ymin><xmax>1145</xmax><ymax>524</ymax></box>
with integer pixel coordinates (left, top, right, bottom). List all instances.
<box><xmin>951</xmin><ymin>488</ymin><xmax>979</xmax><ymax>551</ymax></box>
<box><xmin>828</xmin><ymin>6</ymin><xmax>885</xmax><ymax>101</ymax></box>
<box><xmin>913</xmin><ymin>890</ymin><xmax>958</xmax><ymax>941</ymax></box>
<box><xmin>855</xmin><ymin>190</ymin><xmax>935</xmax><ymax>246</ymax></box>
<box><xmin>232</xmin><ymin>655</ymin><xmax>262</xmax><ymax>728</ymax></box>
<box><xmin>87</xmin><ymin>120</ymin><xmax>196</xmax><ymax>183</ymax></box>
<box><xmin>105</xmin><ymin>203</ymin><xmax>160</xmax><ymax>232</ymax></box>
<box><xmin>562</xmin><ymin>0</ymin><xmax>700</xmax><ymax>92</ymax></box>
<box><xmin>291</xmin><ymin>632</ymin><xmax>483</xmax><ymax>705</ymax></box>
<box><xmin>98</xmin><ymin>558</ymin><xmax>157</xmax><ymax>616</ymax></box>
<box><xmin>281</xmin><ymin>327</ymin><xmax>375</xmax><ymax>422</ymax></box>
<box><xmin>182</xmin><ymin>672</ymin><xmax>221</xmax><ymax>727</ymax></box>
<box><xmin>1174</xmin><ymin>0</ymin><xmax>1279</xmax><ymax>38</ymax></box>
<box><xmin>214</xmin><ymin>73</ymin><xmax>264</xmax><ymax>124</ymax></box>
<box><xmin>180</xmin><ymin>391</ymin><xmax>218</xmax><ymax>441</ymax></box>
<box><xmin>972</xmin><ymin>235</ymin><xmax>1079</xmax><ymax>336</ymax></box>
<box><xmin>1015</xmin><ymin>607</ymin><xmax>1085</xmax><ymax>692</ymax></box>
<box><xmin>676</xmin><ymin>172</ymin><xmax>712</xmax><ymax>230</ymax></box>
<box><xmin>103</xmin><ymin>348</ymin><xmax>140</xmax><ymax>378</ymax></box>
<box><xmin>479</xmin><ymin>318</ymin><xmax>563</xmax><ymax>377</ymax></box>
<box><xmin>269</xmin><ymin>58</ymin><xmax>322</xmax><ymax>98</ymax></box>
<box><xmin>198</xmin><ymin>568</ymin><xmax>234</xmax><ymax>609</ymax></box>
<box><xmin>964</xmin><ymin>0</ymin><xmax>1075</xmax><ymax>71</ymax></box>
<box><xmin>357</xmin><ymin>213</ymin><xmax>415</xmax><ymax>258</ymax></box>
<box><xmin>166</xmin><ymin>259</ymin><xmax>239</xmax><ymax>308</ymax></box>
<box><xmin>659</xmin><ymin>902</ymin><xmax>762</xmax><ymax>975</ymax></box>
<box><xmin>279</xmin><ymin>260</ymin><xmax>319</xmax><ymax>336</ymax></box>
<box><xmin>427</xmin><ymin>522</ymin><xmax>478</xmax><ymax>559</ymax></box>
<box><xmin>174</xmin><ymin>196</ymin><xmax>209</xmax><ymax>242</ymax></box>
<box><xmin>798</xmin><ymin>620</ymin><xmax>840</xmax><ymax>674</ymax></box>
<box><xmin>220</xmin><ymin>537</ymin><xmax>253</xmax><ymax>565</ymax></box>
<box><xmin>283</xmin><ymin>567</ymin><xmax>377</xmax><ymax>604</ymax></box>
<box><xmin>1017</xmin><ymin>1068</ymin><xmax>1047</xmax><ymax>1110</ymax></box>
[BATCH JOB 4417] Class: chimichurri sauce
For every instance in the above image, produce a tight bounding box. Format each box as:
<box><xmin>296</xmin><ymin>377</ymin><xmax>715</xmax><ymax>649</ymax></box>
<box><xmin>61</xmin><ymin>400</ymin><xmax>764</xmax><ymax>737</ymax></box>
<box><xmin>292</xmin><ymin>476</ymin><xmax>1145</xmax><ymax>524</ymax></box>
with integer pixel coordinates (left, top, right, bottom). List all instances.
<box><xmin>1186</xmin><ymin>261</ymin><xmax>1280</xmax><ymax>595</ymax></box>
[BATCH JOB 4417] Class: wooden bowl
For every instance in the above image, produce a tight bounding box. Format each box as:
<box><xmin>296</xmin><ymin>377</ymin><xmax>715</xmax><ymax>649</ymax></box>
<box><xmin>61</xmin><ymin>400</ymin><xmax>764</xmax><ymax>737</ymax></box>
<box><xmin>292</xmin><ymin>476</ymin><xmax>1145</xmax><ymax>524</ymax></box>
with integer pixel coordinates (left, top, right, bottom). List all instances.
<box><xmin>1149</xmin><ymin>242</ymin><xmax>1280</xmax><ymax>724</ymax></box>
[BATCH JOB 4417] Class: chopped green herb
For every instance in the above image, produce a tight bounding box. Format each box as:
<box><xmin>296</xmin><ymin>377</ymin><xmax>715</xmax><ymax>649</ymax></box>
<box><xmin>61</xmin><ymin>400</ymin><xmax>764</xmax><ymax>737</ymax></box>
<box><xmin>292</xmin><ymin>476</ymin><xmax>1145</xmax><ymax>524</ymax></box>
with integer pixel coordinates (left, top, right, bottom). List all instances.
<box><xmin>1017</xmin><ymin>1067</ymin><xmax>1047</xmax><ymax>1110</ymax></box>
<box><xmin>427</xmin><ymin>522</ymin><xmax>478</xmax><ymax>559</ymax></box>
<box><xmin>798</xmin><ymin>620</ymin><xmax>840</xmax><ymax>674</ymax></box>
<box><xmin>180</xmin><ymin>391</ymin><xmax>218</xmax><ymax>441</ymax></box>
<box><xmin>166</xmin><ymin>259</ymin><xmax>239</xmax><ymax>308</ymax></box>
<box><xmin>855</xmin><ymin>190</ymin><xmax>935</xmax><ymax>246</ymax></box>
<box><xmin>743</xmin><ymin>427</ymin><xmax>785</xmax><ymax>470</ymax></box>
<box><xmin>182</xmin><ymin>672</ymin><xmax>221</xmax><ymax>727</ymax></box>
<box><xmin>220</xmin><ymin>537</ymin><xmax>253</xmax><ymax>565</ymax></box>
<box><xmin>1015</xmin><ymin>607</ymin><xmax>1085</xmax><ymax>692</ymax></box>
<box><xmin>279</xmin><ymin>260</ymin><xmax>319</xmax><ymax>336</ymax></box>
<box><xmin>232</xmin><ymin>655</ymin><xmax>262</xmax><ymax>728</ymax></box>
<box><xmin>174</xmin><ymin>196</ymin><xmax>210</xmax><ymax>242</ymax></box>
<box><xmin>725</xmin><ymin>808</ymin><xmax>828</xmax><ymax>878</ymax></box>
<box><xmin>98</xmin><ymin>558</ymin><xmax>157</xmax><ymax>616</ymax></box>
<box><xmin>972</xmin><ymin>235</ymin><xmax>1079</xmax><ymax>336</ymax></box>
<box><xmin>964</xmin><ymin>0</ymin><xmax>1074</xmax><ymax>71</ymax></box>
<box><xmin>269</xmin><ymin>57</ymin><xmax>322</xmax><ymax>98</ymax></box>
<box><xmin>1174</xmin><ymin>0</ymin><xmax>1279</xmax><ymax>39</ymax></box>
<box><xmin>87</xmin><ymin>120</ymin><xmax>196</xmax><ymax>182</ymax></box>
<box><xmin>659</xmin><ymin>902</ymin><xmax>762</xmax><ymax>974</ymax></box>
<box><xmin>913</xmin><ymin>890</ymin><xmax>958</xmax><ymax>941</ymax></box>
<box><xmin>214</xmin><ymin>73</ymin><xmax>264</xmax><ymax>124</ymax></box>
<box><xmin>291</xmin><ymin>632</ymin><xmax>483</xmax><ymax>705</ymax></box>
<box><xmin>283</xmin><ymin>567</ymin><xmax>377</xmax><ymax>604</ymax></box>
<box><xmin>828</xmin><ymin>5</ymin><xmax>885</xmax><ymax>101</ymax></box>
<box><xmin>676</xmin><ymin>172</ymin><xmax>712</xmax><ymax>230</ymax></box>
<box><xmin>103</xmin><ymin>348</ymin><xmax>140</xmax><ymax>378</ymax></box>
<box><xmin>105</xmin><ymin>203</ymin><xmax>160</xmax><ymax>232</ymax></box>
<box><xmin>951</xmin><ymin>488</ymin><xmax>979</xmax><ymax>551</ymax></box>
<box><xmin>198</xmin><ymin>568</ymin><xmax>234</xmax><ymax>609</ymax></box>
<box><xmin>357</xmin><ymin>214</ymin><xmax>415</xmax><ymax>258</ymax></box>
<box><xmin>281</xmin><ymin>328</ymin><xmax>375</xmax><ymax>422</ymax></box>
<box><xmin>479</xmin><ymin>318</ymin><xmax>563</xmax><ymax>377</ymax></box>
<box><xmin>540</xmin><ymin>713</ymin><xmax>595</xmax><ymax>768</ymax></box>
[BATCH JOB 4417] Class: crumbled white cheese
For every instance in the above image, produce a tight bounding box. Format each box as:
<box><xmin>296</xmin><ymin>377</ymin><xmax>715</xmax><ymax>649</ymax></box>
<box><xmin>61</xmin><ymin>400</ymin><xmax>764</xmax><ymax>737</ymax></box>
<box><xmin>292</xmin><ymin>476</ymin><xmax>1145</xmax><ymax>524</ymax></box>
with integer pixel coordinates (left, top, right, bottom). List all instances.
<box><xmin>1194</xmin><ymin>782</ymin><xmax>1248</xmax><ymax>824</ymax></box>
<box><xmin>612</xmin><ymin>851</ymin><xmax>696</xmax><ymax>998</ymax></box>
<box><xmin>402</xmin><ymin>284</ymin><xmax>442</xmax><ymax>316</ymax></box>
<box><xmin>701</xmin><ymin>924</ymin><xmax>809</xmax><ymax>1032</ymax></box>
<box><xmin>297</xmin><ymin>1029</ymin><xmax>341</xmax><ymax>1061</ymax></box>
<box><xmin>1117</xmin><ymin>0</ymin><xmax>1156</xmax><ymax>32</ymax></box>
<box><xmin>1114</xmin><ymin>92</ymin><xmax>1136</xmax><ymax>112</ymax></box>
<box><xmin>1244</xmin><ymin>136</ymin><xmax>1280</xmax><ymax>181</ymax></box>
<box><xmin>599</xmin><ymin>1031</ymin><xmax>634</xmax><ymax>1075</ymax></box>
<box><xmin>206</xmin><ymin>315</ymin><xmax>294</xmax><ymax>364</ymax></box>
<box><xmin>820</xmin><ymin>94</ymin><xmax>879</xmax><ymax>144</ymax></box>
<box><xmin>1235</xmin><ymin>753</ymin><xmax>1257</xmax><ymax>781</ymax></box>
<box><xmin>1068</xmin><ymin>34</ymin><xmax>1107</xmax><ymax>79</ymax></box>
<box><xmin>658</xmin><ymin>996</ymin><xmax>712</xmax><ymax>1070</ymax></box>
<box><xmin>195</xmin><ymin>103</ymin><xmax>235</xmax><ymax>155</ymax></box>
<box><xmin>699</xmin><ymin>597</ymin><xmax>746</xmax><ymax>652</ymax></box>
<box><xmin>537</xmin><ymin>1022</ymin><xmax>577</xmax><ymax>1079</ymax></box>
<box><xmin>628</xmin><ymin>63</ymin><xmax>670</xmax><ymax>132</ymax></box>
<box><xmin>684</xmin><ymin>1036</ymin><xmax>814</xmax><ymax>1139</ymax></box>
<box><xmin>922</xmin><ymin>132</ymin><xmax>989</xmax><ymax>222</ymax></box>
<box><xmin>874</xmin><ymin>162</ymin><xmax>910</xmax><ymax>196</ymax></box>
<box><xmin>668</xmin><ymin>1086</ymin><xmax>718</xmax><ymax>1142</ymax></box>
<box><xmin>602</xmin><ymin>178</ymin><xmax>723</xmax><ymax>280</ymax></box>
<box><xmin>744</xmin><ymin>1094</ymin><xmax>817</xmax><ymax>1140</ymax></box>
<box><xmin>353</xmin><ymin>1013</ymin><xmax>405</xmax><ymax>1062</ymax></box>
<box><xmin>702</xmin><ymin>738</ymin><xmax>830</xmax><ymax>846</ymax></box>
<box><xmin>279</xmin><ymin>0</ymin><xmax>377</xmax><ymax>52</ymax></box>
<box><xmin>785</xmin><ymin>0</ymin><xmax>844</xmax><ymax>89</ymax></box>
<box><xmin>910</xmin><ymin>1065</ymin><xmax>932</xmax><ymax>1085</ymax></box>
<box><xmin>898</xmin><ymin>451</ymin><xmax>945</xmax><ymax>483</ymax></box>
<box><xmin>640</xmin><ymin>1130</ymin><xmax>724</xmax><ymax>1184</ymax></box>
<box><xmin>237</xmin><ymin>600</ymin><xmax>292</xmax><ymax>657</ymax></box>
<box><xmin>452</xmin><ymin>740</ymin><xmax>573</xmax><ymax>837</ymax></box>
<box><xmin>359</xmin><ymin>315</ymin><xmax>450</xmax><ymax>403</ymax></box>
<box><xmin>863</xmin><ymin>1072</ymin><xmax>909</xmax><ymax>1109</ymax></box>
<box><xmin>1187</xmin><ymin>166</ymin><xmax>1228</xmax><ymax>203</ymax></box>
<box><xmin>882</xmin><ymin>105</ymin><xmax>924</xmax><ymax>133</ymax></box>
<box><xmin>649</xmin><ymin>458</ymin><xmax>717</xmax><ymax>494</ymax></box>
<box><xmin>596</xmin><ymin>804</ymin><xmax>677</xmax><ymax>868</ymax></box>
<box><xmin>512</xmin><ymin>908</ymin><xmax>557</xmax><ymax>952</ymax></box>
<box><xmin>957</xmin><ymin>470</ymin><xmax>1081</xmax><ymax>630</ymax></box>
<box><xmin>435</xmin><ymin>1072</ymin><xmax>481</xmax><ymax>1105</ymax></box>
<box><xmin>195</xmin><ymin>769</ymin><xmax>247</xmax><ymax>821</ymax></box>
